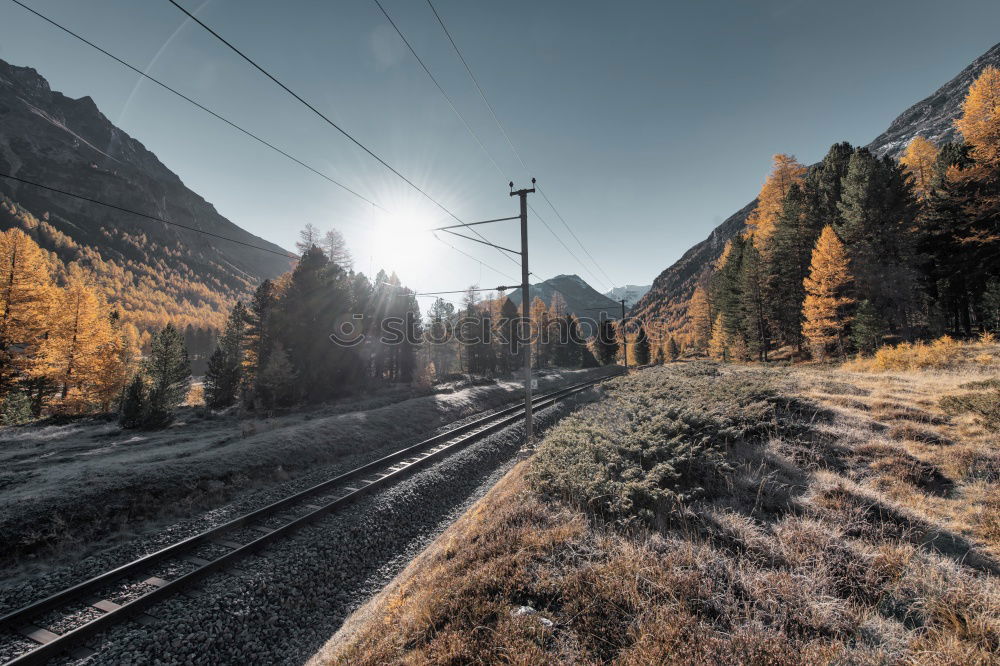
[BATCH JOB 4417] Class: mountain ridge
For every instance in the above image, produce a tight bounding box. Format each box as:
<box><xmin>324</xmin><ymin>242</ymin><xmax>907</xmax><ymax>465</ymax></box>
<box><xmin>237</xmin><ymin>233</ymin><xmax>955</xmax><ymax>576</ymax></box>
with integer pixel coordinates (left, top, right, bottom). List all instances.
<box><xmin>507</xmin><ymin>274</ymin><xmax>620</xmax><ymax>335</ymax></box>
<box><xmin>0</xmin><ymin>58</ymin><xmax>292</xmax><ymax>332</ymax></box>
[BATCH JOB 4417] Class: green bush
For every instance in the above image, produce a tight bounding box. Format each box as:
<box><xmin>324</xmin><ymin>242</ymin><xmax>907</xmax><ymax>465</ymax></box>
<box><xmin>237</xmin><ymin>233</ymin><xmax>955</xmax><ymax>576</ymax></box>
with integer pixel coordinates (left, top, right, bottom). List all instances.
<box><xmin>1</xmin><ymin>390</ymin><xmax>33</xmax><ymax>425</ymax></box>
<box><xmin>529</xmin><ymin>363</ymin><xmax>777</xmax><ymax>528</ymax></box>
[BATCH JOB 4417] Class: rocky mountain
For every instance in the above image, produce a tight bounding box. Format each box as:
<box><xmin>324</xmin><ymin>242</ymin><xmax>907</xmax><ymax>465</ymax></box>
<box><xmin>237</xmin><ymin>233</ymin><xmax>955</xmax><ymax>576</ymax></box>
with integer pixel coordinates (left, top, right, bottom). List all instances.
<box><xmin>0</xmin><ymin>58</ymin><xmax>292</xmax><ymax>332</ymax></box>
<box><xmin>630</xmin><ymin>41</ymin><xmax>1000</xmax><ymax>329</ymax></box>
<box><xmin>507</xmin><ymin>274</ymin><xmax>620</xmax><ymax>334</ymax></box>
<box><xmin>604</xmin><ymin>284</ymin><xmax>651</xmax><ymax>309</ymax></box>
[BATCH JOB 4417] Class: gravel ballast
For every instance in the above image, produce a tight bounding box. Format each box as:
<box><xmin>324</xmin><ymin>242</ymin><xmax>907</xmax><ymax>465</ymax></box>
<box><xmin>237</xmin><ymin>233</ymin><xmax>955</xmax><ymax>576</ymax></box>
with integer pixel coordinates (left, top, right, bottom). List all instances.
<box><xmin>3</xmin><ymin>388</ymin><xmax>601</xmax><ymax>665</ymax></box>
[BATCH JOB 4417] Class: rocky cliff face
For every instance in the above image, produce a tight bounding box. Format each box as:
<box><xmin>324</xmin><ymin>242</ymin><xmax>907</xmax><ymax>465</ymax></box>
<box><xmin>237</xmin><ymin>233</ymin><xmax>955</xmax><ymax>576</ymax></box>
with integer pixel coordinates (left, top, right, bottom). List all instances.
<box><xmin>0</xmin><ymin>58</ymin><xmax>291</xmax><ymax>317</ymax></box>
<box><xmin>630</xmin><ymin>41</ymin><xmax>1000</xmax><ymax>327</ymax></box>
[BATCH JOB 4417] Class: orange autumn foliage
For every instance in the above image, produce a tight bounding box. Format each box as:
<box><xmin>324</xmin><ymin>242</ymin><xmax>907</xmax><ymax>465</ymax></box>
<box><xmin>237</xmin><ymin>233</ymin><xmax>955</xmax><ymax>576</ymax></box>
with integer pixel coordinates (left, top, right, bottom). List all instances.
<box><xmin>802</xmin><ymin>226</ymin><xmax>854</xmax><ymax>360</ymax></box>
<box><xmin>955</xmin><ymin>65</ymin><xmax>1000</xmax><ymax>170</ymax></box>
<box><xmin>745</xmin><ymin>154</ymin><xmax>806</xmax><ymax>252</ymax></box>
<box><xmin>900</xmin><ymin>136</ymin><xmax>938</xmax><ymax>200</ymax></box>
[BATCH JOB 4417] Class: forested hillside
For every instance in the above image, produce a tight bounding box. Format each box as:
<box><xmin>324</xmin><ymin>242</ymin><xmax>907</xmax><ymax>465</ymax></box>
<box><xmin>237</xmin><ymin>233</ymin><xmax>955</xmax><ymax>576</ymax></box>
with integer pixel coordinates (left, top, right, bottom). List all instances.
<box><xmin>669</xmin><ymin>67</ymin><xmax>1000</xmax><ymax>362</ymax></box>
<box><xmin>632</xmin><ymin>41</ymin><xmax>1000</xmax><ymax>336</ymax></box>
<box><xmin>0</xmin><ymin>58</ymin><xmax>292</xmax><ymax>334</ymax></box>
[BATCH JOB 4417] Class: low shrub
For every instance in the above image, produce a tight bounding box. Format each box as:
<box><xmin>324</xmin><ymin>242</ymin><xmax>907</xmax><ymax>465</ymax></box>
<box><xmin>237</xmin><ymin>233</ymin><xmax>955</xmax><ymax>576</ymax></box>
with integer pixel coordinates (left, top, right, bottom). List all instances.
<box><xmin>870</xmin><ymin>336</ymin><xmax>966</xmax><ymax>372</ymax></box>
<box><xmin>529</xmin><ymin>364</ymin><xmax>776</xmax><ymax>527</ymax></box>
<box><xmin>940</xmin><ymin>389</ymin><xmax>1000</xmax><ymax>432</ymax></box>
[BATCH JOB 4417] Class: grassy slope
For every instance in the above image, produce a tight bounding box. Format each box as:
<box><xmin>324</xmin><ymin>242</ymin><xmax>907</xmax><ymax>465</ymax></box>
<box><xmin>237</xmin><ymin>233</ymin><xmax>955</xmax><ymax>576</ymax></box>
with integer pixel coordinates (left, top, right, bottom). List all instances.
<box><xmin>319</xmin><ymin>347</ymin><xmax>1000</xmax><ymax>665</ymax></box>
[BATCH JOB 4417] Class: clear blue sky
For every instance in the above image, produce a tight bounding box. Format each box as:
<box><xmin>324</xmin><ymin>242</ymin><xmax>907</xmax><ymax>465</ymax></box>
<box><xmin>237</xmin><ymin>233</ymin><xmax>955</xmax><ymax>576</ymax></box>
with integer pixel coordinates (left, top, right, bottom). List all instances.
<box><xmin>2</xmin><ymin>0</ymin><xmax>1000</xmax><ymax>298</ymax></box>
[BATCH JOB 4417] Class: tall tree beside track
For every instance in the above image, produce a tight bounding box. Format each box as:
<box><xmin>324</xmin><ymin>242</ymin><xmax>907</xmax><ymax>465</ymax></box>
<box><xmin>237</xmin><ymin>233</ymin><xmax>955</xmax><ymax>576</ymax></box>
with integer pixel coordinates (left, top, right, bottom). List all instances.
<box><xmin>802</xmin><ymin>226</ymin><xmax>854</xmax><ymax>359</ymax></box>
<box><xmin>321</xmin><ymin>227</ymin><xmax>353</xmax><ymax>270</ymax></box>
<box><xmin>593</xmin><ymin>318</ymin><xmax>620</xmax><ymax>366</ymax></box>
<box><xmin>205</xmin><ymin>301</ymin><xmax>248</xmax><ymax>409</ymax></box>
<box><xmin>143</xmin><ymin>323</ymin><xmax>192</xmax><ymax>426</ymax></box>
<box><xmin>0</xmin><ymin>228</ymin><xmax>54</xmax><ymax>391</ymax></box>
<box><xmin>37</xmin><ymin>268</ymin><xmax>115</xmax><ymax>411</ymax></box>
<box><xmin>632</xmin><ymin>321</ymin><xmax>651</xmax><ymax>366</ymax></box>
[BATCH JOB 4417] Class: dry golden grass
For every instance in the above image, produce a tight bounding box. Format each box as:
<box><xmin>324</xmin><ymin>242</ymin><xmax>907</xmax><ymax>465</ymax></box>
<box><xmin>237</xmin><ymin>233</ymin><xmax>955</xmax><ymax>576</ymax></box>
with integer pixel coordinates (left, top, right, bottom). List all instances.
<box><xmin>322</xmin><ymin>358</ymin><xmax>1000</xmax><ymax>665</ymax></box>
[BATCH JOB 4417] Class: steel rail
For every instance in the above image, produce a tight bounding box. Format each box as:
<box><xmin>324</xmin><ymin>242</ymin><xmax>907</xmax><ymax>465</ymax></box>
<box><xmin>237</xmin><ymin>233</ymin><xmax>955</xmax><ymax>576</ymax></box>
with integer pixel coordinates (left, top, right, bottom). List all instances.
<box><xmin>0</xmin><ymin>374</ymin><xmax>613</xmax><ymax>665</ymax></box>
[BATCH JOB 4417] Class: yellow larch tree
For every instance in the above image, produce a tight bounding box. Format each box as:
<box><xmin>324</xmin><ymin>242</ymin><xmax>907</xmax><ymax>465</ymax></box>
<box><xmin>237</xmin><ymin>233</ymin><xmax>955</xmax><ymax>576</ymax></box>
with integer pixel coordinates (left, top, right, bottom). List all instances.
<box><xmin>900</xmin><ymin>136</ymin><xmax>939</xmax><ymax>200</ymax></box>
<box><xmin>707</xmin><ymin>314</ymin><xmax>730</xmax><ymax>362</ymax></box>
<box><xmin>37</xmin><ymin>267</ymin><xmax>115</xmax><ymax>411</ymax></box>
<box><xmin>687</xmin><ymin>285</ymin><xmax>712</xmax><ymax>351</ymax></box>
<box><xmin>745</xmin><ymin>154</ymin><xmax>807</xmax><ymax>252</ymax></box>
<box><xmin>92</xmin><ymin>320</ymin><xmax>141</xmax><ymax>412</ymax></box>
<box><xmin>955</xmin><ymin>65</ymin><xmax>1000</xmax><ymax>170</ymax></box>
<box><xmin>0</xmin><ymin>228</ymin><xmax>56</xmax><ymax>385</ymax></box>
<box><xmin>802</xmin><ymin>226</ymin><xmax>854</xmax><ymax>360</ymax></box>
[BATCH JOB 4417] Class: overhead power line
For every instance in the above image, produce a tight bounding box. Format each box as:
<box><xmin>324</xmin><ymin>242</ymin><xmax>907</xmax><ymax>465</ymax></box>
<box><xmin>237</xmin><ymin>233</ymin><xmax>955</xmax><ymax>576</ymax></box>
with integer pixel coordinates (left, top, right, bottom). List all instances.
<box><xmin>8</xmin><ymin>0</ymin><xmax>381</xmax><ymax>211</ymax></box>
<box><xmin>425</xmin><ymin>0</ymin><xmax>527</xmax><ymax>173</ymax></box>
<box><xmin>371</xmin><ymin>0</ymin><xmax>598</xmax><ymax>288</ymax></box>
<box><xmin>166</xmin><ymin>0</ymin><xmax>519</xmax><ymax>272</ymax></box>
<box><xmin>9</xmin><ymin>0</ymin><xmax>524</xmax><ymax>281</ymax></box>
<box><xmin>370</xmin><ymin>0</ymin><xmax>506</xmax><ymax>181</ymax></box>
<box><xmin>424</xmin><ymin>0</ymin><xmax>617</xmax><ymax>291</ymax></box>
<box><xmin>0</xmin><ymin>171</ymin><xmax>298</xmax><ymax>259</ymax></box>
<box><xmin>536</xmin><ymin>185</ymin><xmax>616</xmax><ymax>288</ymax></box>
<box><xmin>429</xmin><ymin>233</ymin><xmax>518</xmax><ymax>283</ymax></box>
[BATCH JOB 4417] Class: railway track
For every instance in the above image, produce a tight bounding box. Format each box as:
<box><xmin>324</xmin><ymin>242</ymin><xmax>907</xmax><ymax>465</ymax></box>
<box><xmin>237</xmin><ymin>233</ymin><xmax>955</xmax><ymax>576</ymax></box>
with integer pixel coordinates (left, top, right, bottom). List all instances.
<box><xmin>0</xmin><ymin>375</ymin><xmax>611</xmax><ymax>665</ymax></box>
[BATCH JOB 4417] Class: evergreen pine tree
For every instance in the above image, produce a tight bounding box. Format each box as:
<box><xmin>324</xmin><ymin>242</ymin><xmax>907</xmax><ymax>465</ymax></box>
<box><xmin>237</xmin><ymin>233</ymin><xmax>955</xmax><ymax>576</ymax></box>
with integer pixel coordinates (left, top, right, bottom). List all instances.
<box><xmin>766</xmin><ymin>183</ymin><xmax>821</xmax><ymax>349</ymax></box>
<box><xmin>710</xmin><ymin>237</ymin><xmax>748</xmax><ymax>356</ymax></box>
<box><xmin>593</xmin><ymin>318</ymin><xmax>620</xmax><ymax>365</ymax></box>
<box><xmin>633</xmin><ymin>322</ymin><xmax>651</xmax><ymax>365</ymax></box>
<box><xmin>143</xmin><ymin>324</ymin><xmax>191</xmax><ymax>427</ymax></box>
<box><xmin>566</xmin><ymin>314</ymin><xmax>589</xmax><ymax>368</ymax></box>
<box><xmin>837</xmin><ymin>148</ymin><xmax>919</xmax><ymax>336</ymax></box>
<box><xmin>258</xmin><ymin>343</ymin><xmax>296</xmax><ymax>408</ymax></box>
<box><xmin>667</xmin><ymin>335</ymin><xmax>680</xmax><ymax>361</ymax></box>
<box><xmin>204</xmin><ymin>301</ymin><xmax>247</xmax><ymax>408</ymax></box>
<box><xmin>738</xmin><ymin>241</ymin><xmax>769</xmax><ymax>361</ymax></box>
<box><xmin>851</xmin><ymin>300</ymin><xmax>886</xmax><ymax>355</ymax></box>
<box><xmin>119</xmin><ymin>374</ymin><xmax>146</xmax><ymax>429</ymax></box>
<box><xmin>244</xmin><ymin>279</ymin><xmax>275</xmax><ymax>403</ymax></box>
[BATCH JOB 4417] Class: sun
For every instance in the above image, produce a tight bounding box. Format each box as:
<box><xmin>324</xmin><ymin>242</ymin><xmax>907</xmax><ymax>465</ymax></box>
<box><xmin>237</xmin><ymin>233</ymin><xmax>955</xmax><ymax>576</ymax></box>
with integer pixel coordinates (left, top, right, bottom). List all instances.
<box><xmin>372</xmin><ymin>206</ymin><xmax>438</xmax><ymax>279</ymax></box>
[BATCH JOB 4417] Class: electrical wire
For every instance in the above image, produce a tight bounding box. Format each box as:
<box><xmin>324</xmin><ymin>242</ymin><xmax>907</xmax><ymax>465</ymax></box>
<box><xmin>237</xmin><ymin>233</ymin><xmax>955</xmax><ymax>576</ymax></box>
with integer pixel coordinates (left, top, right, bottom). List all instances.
<box><xmin>424</xmin><ymin>0</ymin><xmax>617</xmax><ymax>291</ymax></box>
<box><xmin>166</xmin><ymin>0</ymin><xmax>519</xmax><ymax>271</ymax></box>
<box><xmin>7</xmin><ymin>0</ymin><xmax>381</xmax><ymax>211</ymax></box>
<box><xmin>0</xmin><ymin>171</ymin><xmax>298</xmax><ymax>259</ymax></box>
<box><xmin>10</xmin><ymin>0</ymin><xmax>518</xmax><ymax>281</ymax></box>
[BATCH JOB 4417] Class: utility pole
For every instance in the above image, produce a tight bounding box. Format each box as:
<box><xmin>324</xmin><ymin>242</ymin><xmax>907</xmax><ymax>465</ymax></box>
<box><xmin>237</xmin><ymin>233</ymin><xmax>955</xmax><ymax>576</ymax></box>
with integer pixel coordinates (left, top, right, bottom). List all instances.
<box><xmin>511</xmin><ymin>179</ymin><xmax>536</xmax><ymax>442</ymax></box>
<box><xmin>619</xmin><ymin>298</ymin><xmax>628</xmax><ymax>371</ymax></box>
<box><xmin>429</xmin><ymin>182</ymin><xmax>536</xmax><ymax>441</ymax></box>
